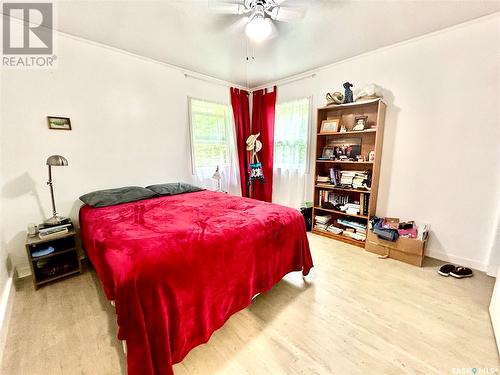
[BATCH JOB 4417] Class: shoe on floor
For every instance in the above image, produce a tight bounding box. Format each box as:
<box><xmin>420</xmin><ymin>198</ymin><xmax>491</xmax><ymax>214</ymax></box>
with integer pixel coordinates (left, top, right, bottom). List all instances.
<box><xmin>450</xmin><ymin>266</ymin><xmax>473</xmax><ymax>279</ymax></box>
<box><xmin>438</xmin><ymin>264</ymin><xmax>456</xmax><ymax>277</ymax></box>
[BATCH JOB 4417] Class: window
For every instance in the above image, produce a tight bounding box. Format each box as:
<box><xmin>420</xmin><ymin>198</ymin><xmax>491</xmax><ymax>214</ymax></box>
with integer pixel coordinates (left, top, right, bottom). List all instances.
<box><xmin>190</xmin><ymin>99</ymin><xmax>234</xmax><ymax>169</ymax></box>
<box><xmin>189</xmin><ymin>98</ymin><xmax>240</xmax><ymax>194</ymax></box>
<box><xmin>274</xmin><ymin>97</ymin><xmax>310</xmax><ymax>171</ymax></box>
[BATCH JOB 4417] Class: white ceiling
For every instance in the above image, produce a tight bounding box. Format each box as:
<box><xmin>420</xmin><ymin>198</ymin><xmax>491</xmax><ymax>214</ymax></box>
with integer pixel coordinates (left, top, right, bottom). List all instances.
<box><xmin>53</xmin><ymin>0</ymin><xmax>499</xmax><ymax>88</ymax></box>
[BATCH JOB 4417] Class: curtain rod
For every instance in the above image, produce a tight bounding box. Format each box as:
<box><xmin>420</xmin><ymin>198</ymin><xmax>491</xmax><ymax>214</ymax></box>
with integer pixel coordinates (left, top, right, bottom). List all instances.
<box><xmin>184</xmin><ymin>72</ymin><xmax>248</xmax><ymax>91</ymax></box>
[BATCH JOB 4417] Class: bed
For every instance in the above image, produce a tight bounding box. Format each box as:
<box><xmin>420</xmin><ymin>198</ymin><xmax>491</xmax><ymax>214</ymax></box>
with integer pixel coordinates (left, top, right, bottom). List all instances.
<box><xmin>79</xmin><ymin>189</ymin><xmax>313</xmax><ymax>375</ymax></box>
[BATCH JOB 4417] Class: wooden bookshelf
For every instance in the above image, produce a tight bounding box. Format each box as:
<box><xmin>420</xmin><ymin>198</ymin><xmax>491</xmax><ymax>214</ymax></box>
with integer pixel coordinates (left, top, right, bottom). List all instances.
<box><xmin>312</xmin><ymin>99</ymin><xmax>386</xmax><ymax>248</ymax></box>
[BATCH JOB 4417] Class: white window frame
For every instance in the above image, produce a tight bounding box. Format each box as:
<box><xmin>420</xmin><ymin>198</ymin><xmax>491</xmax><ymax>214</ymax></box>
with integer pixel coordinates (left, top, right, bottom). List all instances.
<box><xmin>188</xmin><ymin>97</ymin><xmax>234</xmax><ymax>175</ymax></box>
<box><xmin>274</xmin><ymin>95</ymin><xmax>313</xmax><ymax>174</ymax></box>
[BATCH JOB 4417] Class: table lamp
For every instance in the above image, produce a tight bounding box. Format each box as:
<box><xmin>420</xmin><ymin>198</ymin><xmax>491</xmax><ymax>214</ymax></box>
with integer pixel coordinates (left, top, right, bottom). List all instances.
<box><xmin>212</xmin><ymin>165</ymin><xmax>222</xmax><ymax>192</ymax></box>
<box><xmin>45</xmin><ymin>155</ymin><xmax>68</xmax><ymax>226</ymax></box>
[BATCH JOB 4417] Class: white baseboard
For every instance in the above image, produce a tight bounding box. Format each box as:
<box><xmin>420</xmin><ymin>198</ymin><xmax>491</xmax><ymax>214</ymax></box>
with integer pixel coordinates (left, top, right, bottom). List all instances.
<box><xmin>426</xmin><ymin>249</ymin><xmax>487</xmax><ymax>272</ymax></box>
<box><xmin>0</xmin><ymin>276</ymin><xmax>14</xmax><ymax>366</ymax></box>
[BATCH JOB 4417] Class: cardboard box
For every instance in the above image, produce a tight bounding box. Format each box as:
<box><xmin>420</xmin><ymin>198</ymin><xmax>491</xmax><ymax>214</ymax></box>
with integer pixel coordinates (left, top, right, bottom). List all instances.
<box><xmin>365</xmin><ymin>230</ymin><xmax>428</xmax><ymax>267</ymax></box>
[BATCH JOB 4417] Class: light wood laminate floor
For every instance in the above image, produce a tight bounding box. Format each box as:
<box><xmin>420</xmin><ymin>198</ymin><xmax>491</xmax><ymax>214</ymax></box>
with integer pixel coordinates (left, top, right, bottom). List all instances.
<box><xmin>2</xmin><ymin>233</ymin><xmax>499</xmax><ymax>374</ymax></box>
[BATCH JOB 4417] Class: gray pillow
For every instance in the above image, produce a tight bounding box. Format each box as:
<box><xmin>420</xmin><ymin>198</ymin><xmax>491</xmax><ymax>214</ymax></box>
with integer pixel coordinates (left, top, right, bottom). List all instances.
<box><xmin>145</xmin><ymin>182</ymin><xmax>203</xmax><ymax>196</ymax></box>
<box><xmin>79</xmin><ymin>186</ymin><xmax>157</xmax><ymax>208</ymax></box>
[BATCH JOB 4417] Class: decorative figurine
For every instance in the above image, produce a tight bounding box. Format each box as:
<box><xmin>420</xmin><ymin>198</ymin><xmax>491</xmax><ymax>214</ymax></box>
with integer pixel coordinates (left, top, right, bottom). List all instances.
<box><xmin>343</xmin><ymin>82</ymin><xmax>354</xmax><ymax>103</ymax></box>
<box><xmin>326</xmin><ymin>91</ymin><xmax>344</xmax><ymax>105</ymax></box>
<box><xmin>368</xmin><ymin>151</ymin><xmax>375</xmax><ymax>162</ymax></box>
<box><xmin>355</xmin><ymin>83</ymin><xmax>383</xmax><ymax>102</ymax></box>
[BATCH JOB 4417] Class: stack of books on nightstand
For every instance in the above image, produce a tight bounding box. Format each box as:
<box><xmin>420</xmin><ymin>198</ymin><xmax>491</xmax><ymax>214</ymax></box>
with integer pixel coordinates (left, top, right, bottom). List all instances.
<box><xmin>38</xmin><ymin>218</ymin><xmax>73</xmax><ymax>240</ymax></box>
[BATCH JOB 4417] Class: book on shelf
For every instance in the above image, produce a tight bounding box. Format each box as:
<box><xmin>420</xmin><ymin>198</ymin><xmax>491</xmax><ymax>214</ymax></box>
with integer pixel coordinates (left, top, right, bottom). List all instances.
<box><xmin>315</xmin><ymin>214</ymin><xmax>331</xmax><ymax>225</ymax></box>
<box><xmin>318</xmin><ymin>189</ymin><xmax>369</xmax><ymax>216</ymax></box>
<box><xmin>337</xmin><ymin>218</ymin><xmax>367</xmax><ymax>231</ymax></box>
<box><xmin>318</xmin><ymin>190</ymin><xmax>348</xmax><ymax>210</ymax></box>
<box><xmin>340</xmin><ymin>203</ymin><xmax>360</xmax><ymax>215</ymax></box>
<box><xmin>316</xmin><ymin>175</ymin><xmax>330</xmax><ymax>184</ymax></box>
<box><xmin>359</xmin><ymin>193</ymin><xmax>370</xmax><ymax>216</ymax></box>
<box><xmin>314</xmin><ymin>214</ymin><xmax>333</xmax><ymax>231</ymax></box>
<box><xmin>338</xmin><ymin>170</ymin><xmax>369</xmax><ymax>187</ymax></box>
<box><xmin>342</xmin><ymin>230</ymin><xmax>366</xmax><ymax>241</ymax></box>
<box><xmin>326</xmin><ymin>225</ymin><xmax>343</xmax><ymax>235</ymax></box>
<box><xmin>329</xmin><ymin>167</ymin><xmax>338</xmax><ymax>185</ymax></box>
<box><xmin>320</xmin><ymin>168</ymin><xmax>371</xmax><ymax>191</ymax></box>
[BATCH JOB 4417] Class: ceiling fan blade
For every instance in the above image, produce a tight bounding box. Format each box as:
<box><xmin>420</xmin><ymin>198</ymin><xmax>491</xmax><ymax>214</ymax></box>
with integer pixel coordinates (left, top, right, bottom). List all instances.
<box><xmin>271</xmin><ymin>6</ymin><xmax>307</xmax><ymax>22</ymax></box>
<box><xmin>208</xmin><ymin>0</ymin><xmax>246</xmax><ymax>15</ymax></box>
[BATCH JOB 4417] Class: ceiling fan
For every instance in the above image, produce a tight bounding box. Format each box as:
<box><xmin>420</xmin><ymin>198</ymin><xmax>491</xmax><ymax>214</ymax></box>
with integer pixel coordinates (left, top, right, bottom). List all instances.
<box><xmin>211</xmin><ymin>0</ymin><xmax>307</xmax><ymax>42</ymax></box>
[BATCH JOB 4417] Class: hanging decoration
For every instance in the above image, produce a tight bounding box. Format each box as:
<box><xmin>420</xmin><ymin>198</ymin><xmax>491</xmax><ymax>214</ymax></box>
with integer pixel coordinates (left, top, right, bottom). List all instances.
<box><xmin>246</xmin><ymin>133</ymin><xmax>264</xmax><ymax>184</ymax></box>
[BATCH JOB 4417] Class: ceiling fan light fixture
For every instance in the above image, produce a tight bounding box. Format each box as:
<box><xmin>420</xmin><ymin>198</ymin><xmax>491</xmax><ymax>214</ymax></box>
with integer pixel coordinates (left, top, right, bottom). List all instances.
<box><xmin>245</xmin><ymin>14</ymin><xmax>272</xmax><ymax>42</ymax></box>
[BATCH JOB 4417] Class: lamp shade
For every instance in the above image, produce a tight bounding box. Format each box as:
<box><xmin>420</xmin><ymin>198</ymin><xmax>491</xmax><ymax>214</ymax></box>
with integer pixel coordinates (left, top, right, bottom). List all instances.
<box><xmin>245</xmin><ymin>14</ymin><xmax>272</xmax><ymax>42</ymax></box>
<box><xmin>212</xmin><ymin>165</ymin><xmax>221</xmax><ymax>181</ymax></box>
<box><xmin>46</xmin><ymin>155</ymin><xmax>68</xmax><ymax>166</ymax></box>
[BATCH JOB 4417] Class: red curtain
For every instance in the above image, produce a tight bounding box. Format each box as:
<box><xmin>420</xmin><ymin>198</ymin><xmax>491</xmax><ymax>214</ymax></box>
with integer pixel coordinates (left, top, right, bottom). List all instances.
<box><xmin>251</xmin><ymin>86</ymin><xmax>277</xmax><ymax>202</ymax></box>
<box><xmin>230</xmin><ymin>87</ymin><xmax>251</xmax><ymax>197</ymax></box>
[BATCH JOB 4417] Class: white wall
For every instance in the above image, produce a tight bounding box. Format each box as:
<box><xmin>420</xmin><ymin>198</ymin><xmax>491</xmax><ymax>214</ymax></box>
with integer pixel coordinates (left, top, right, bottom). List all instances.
<box><xmin>0</xmin><ymin>67</ymin><xmax>6</xmax><ymax>292</ymax></box>
<box><xmin>0</xmin><ymin>66</ymin><xmax>14</xmax><ymax>363</ymax></box>
<box><xmin>273</xmin><ymin>14</ymin><xmax>500</xmax><ymax>271</ymax></box>
<box><xmin>486</xmin><ymin>204</ymin><xmax>500</xmax><ymax>277</ymax></box>
<box><xmin>0</xmin><ymin>30</ymin><xmax>233</xmax><ymax>271</ymax></box>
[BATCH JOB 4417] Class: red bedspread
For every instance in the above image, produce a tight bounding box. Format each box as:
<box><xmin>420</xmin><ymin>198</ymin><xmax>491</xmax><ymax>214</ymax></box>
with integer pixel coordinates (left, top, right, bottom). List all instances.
<box><xmin>79</xmin><ymin>190</ymin><xmax>313</xmax><ymax>375</ymax></box>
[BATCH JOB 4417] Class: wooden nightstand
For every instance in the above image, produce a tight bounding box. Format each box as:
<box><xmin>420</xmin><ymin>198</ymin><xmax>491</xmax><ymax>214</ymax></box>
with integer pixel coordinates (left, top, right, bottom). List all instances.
<box><xmin>25</xmin><ymin>228</ymin><xmax>82</xmax><ymax>289</ymax></box>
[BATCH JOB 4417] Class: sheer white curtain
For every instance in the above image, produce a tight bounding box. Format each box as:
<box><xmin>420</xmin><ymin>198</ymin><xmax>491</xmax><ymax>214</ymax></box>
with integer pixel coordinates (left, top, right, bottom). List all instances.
<box><xmin>189</xmin><ymin>98</ymin><xmax>241</xmax><ymax>196</ymax></box>
<box><xmin>273</xmin><ymin>97</ymin><xmax>311</xmax><ymax>208</ymax></box>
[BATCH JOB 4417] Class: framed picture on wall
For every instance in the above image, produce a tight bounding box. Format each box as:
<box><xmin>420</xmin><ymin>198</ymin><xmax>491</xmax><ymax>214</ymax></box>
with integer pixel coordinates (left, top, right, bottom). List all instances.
<box><xmin>320</xmin><ymin>118</ymin><xmax>341</xmax><ymax>134</ymax></box>
<box><xmin>47</xmin><ymin>116</ymin><xmax>72</xmax><ymax>130</ymax></box>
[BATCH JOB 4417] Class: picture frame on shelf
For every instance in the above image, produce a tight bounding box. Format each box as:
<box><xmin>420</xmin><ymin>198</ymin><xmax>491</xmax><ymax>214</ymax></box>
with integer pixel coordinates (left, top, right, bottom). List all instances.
<box><xmin>320</xmin><ymin>118</ymin><xmax>341</xmax><ymax>134</ymax></box>
<box><xmin>47</xmin><ymin>116</ymin><xmax>72</xmax><ymax>130</ymax></box>
<box><xmin>353</xmin><ymin>116</ymin><xmax>368</xmax><ymax>131</ymax></box>
<box><xmin>321</xmin><ymin>146</ymin><xmax>334</xmax><ymax>159</ymax></box>
<box><xmin>327</xmin><ymin>137</ymin><xmax>362</xmax><ymax>160</ymax></box>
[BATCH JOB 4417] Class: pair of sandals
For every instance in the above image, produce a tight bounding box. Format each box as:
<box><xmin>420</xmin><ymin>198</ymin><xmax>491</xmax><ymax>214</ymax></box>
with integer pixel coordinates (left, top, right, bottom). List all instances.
<box><xmin>438</xmin><ymin>264</ymin><xmax>473</xmax><ymax>278</ymax></box>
